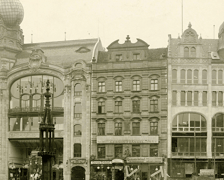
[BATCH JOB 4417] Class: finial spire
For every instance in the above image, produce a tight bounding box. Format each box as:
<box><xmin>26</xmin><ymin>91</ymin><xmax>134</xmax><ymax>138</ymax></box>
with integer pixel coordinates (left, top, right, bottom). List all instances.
<box><xmin>125</xmin><ymin>35</ymin><xmax>130</xmax><ymax>42</ymax></box>
<box><xmin>188</xmin><ymin>22</ymin><xmax>192</xmax><ymax>28</ymax></box>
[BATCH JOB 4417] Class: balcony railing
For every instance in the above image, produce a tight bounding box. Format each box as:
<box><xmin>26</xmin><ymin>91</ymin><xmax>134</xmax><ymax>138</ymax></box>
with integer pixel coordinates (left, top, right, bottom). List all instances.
<box><xmin>172</xmin><ymin>152</ymin><xmax>206</xmax><ymax>156</ymax></box>
<box><xmin>9</xmin><ymin>107</ymin><xmax>64</xmax><ymax>113</ymax></box>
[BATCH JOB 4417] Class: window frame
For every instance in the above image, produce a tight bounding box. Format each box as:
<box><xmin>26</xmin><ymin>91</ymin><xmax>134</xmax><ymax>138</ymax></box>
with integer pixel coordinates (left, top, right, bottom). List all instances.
<box><xmin>98</xmin><ymin>81</ymin><xmax>105</xmax><ymax>92</ymax></box>
<box><xmin>132</xmin><ymin>121</ymin><xmax>140</xmax><ymax>135</ymax></box>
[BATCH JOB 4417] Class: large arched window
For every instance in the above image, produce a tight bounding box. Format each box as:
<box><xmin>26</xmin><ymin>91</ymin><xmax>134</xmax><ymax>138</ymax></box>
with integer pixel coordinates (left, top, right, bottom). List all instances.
<box><xmin>191</xmin><ymin>47</ymin><xmax>196</xmax><ymax>57</ymax></box>
<box><xmin>9</xmin><ymin>75</ymin><xmax>64</xmax><ymax>132</ymax></box>
<box><xmin>187</xmin><ymin>69</ymin><xmax>192</xmax><ymax>84</ymax></box>
<box><xmin>172</xmin><ymin>113</ymin><xmax>207</xmax><ymax>157</ymax></box>
<box><xmin>74</xmin><ymin>124</ymin><xmax>82</xmax><ymax>136</ymax></box>
<box><xmin>180</xmin><ymin>69</ymin><xmax>185</xmax><ymax>84</ymax></box>
<box><xmin>212</xmin><ymin>70</ymin><xmax>217</xmax><ymax>84</ymax></box>
<box><xmin>202</xmin><ymin>70</ymin><xmax>207</xmax><ymax>84</ymax></box>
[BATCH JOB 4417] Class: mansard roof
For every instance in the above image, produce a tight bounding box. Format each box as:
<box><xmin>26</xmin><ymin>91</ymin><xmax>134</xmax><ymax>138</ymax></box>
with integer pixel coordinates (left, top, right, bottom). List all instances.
<box><xmin>15</xmin><ymin>38</ymin><xmax>102</xmax><ymax>68</ymax></box>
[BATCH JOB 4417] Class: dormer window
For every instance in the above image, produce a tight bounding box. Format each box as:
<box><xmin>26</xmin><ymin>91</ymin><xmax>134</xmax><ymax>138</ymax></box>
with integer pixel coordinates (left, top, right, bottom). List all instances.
<box><xmin>116</xmin><ymin>54</ymin><xmax>122</xmax><ymax>61</ymax></box>
<box><xmin>133</xmin><ymin>53</ymin><xmax>140</xmax><ymax>60</ymax></box>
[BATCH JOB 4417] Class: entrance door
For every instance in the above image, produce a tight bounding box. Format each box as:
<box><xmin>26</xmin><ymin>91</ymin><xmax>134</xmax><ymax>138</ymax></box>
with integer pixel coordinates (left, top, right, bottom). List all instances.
<box><xmin>115</xmin><ymin>169</ymin><xmax>124</xmax><ymax>180</ymax></box>
<box><xmin>71</xmin><ymin>166</ymin><xmax>85</xmax><ymax>180</ymax></box>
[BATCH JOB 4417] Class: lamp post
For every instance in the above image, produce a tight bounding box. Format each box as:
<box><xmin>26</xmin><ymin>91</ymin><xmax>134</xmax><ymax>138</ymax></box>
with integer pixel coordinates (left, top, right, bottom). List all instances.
<box><xmin>38</xmin><ymin>79</ymin><xmax>55</xmax><ymax>180</ymax></box>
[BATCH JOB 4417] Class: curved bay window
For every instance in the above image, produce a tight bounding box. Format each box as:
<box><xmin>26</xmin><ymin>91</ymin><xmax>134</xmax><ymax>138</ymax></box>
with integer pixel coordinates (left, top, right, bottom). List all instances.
<box><xmin>172</xmin><ymin>112</ymin><xmax>207</xmax><ymax>157</ymax></box>
<box><xmin>9</xmin><ymin>75</ymin><xmax>64</xmax><ymax>131</ymax></box>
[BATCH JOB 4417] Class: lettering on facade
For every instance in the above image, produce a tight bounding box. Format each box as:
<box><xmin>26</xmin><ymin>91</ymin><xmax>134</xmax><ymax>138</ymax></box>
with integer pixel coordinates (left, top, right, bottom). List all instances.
<box><xmin>126</xmin><ymin>157</ymin><xmax>163</xmax><ymax>164</ymax></box>
<box><xmin>97</xmin><ymin>136</ymin><xmax>159</xmax><ymax>144</ymax></box>
<box><xmin>91</xmin><ymin>161</ymin><xmax>112</xmax><ymax>165</ymax></box>
<box><xmin>71</xmin><ymin>159</ymin><xmax>87</xmax><ymax>164</ymax></box>
<box><xmin>199</xmin><ymin>169</ymin><xmax>214</xmax><ymax>176</ymax></box>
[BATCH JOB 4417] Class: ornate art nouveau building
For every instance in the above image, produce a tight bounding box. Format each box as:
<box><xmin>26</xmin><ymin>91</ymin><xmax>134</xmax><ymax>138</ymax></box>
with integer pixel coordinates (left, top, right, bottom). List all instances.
<box><xmin>167</xmin><ymin>22</ymin><xmax>224</xmax><ymax>179</ymax></box>
<box><xmin>0</xmin><ymin>0</ymin><xmax>103</xmax><ymax>179</ymax></box>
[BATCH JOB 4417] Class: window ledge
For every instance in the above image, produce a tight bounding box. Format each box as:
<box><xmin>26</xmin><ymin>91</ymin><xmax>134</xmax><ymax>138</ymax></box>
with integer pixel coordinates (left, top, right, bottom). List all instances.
<box><xmin>114</xmin><ymin>91</ymin><xmax>124</xmax><ymax>93</ymax></box>
<box><xmin>131</xmin><ymin>91</ymin><xmax>141</xmax><ymax>93</ymax></box>
<box><xmin>114</xmin><ymin>112</ymin><xmax>123</xmax><ymax>114</ymax></box>
<box><xmin>97</xmin><ymin>92</ymin><xmax>106</xmax><ymax>94</ymax></box>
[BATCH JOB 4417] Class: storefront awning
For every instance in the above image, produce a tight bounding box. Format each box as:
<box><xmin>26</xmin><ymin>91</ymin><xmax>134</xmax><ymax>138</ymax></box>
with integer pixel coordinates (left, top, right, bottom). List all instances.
<box><xmin>112</xmin><ymin>159</ymin><xmax>124</xmax><ymax>164</ymax></box>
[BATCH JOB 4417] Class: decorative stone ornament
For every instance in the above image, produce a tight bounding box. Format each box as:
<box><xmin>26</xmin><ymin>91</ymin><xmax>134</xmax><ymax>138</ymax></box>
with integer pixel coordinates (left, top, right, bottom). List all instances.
<box><xmin>28</xmin><ymin>48</ymin><xmax>46</xmax><ymax>72</ymax></box>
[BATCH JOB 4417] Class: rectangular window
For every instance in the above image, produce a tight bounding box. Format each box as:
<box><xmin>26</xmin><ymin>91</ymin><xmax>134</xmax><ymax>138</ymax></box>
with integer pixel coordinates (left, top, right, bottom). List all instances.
<box><xmin>98</xmin><ymin>144</ymin><xmax>105</xmax><ymax>158</ymax></box>
<box><xmin>74</xmin><ymin>103</ymin><xmax>82</xmax><ymax>118</ymax></box>
<box><xmin>181</xmin><ymin>91</ymin><xmax>185</xmax><ymax>106</ymax></box>
<box><xmin>132</xmin><ymin>145</ymin><xmax>140</xmax><ymax>157</ymax></box>
<box><xmin>150</xmin><ymin>122</ymin><xmax>158</xmax><ymax>135</ymax></box>
<box><xmin>98</xmin><ymin>82</ymin><xmax>105</xmax><ymax>92</ymax></box>
<box><xmin>115</xmin><ymin>81</ymin><xmax>122</xmax><ymax>92</ymax></box>
<box><xmin>98</xmin><ymin>123</ymin><xmax>105</xmax><ymax>135</ymax></box>
<box><xmin>115</xmin><ymin>145</ymin><xmax>123</xmax><ymax>158</ymax></box>
<box><xmin>187</xmin><ymin>91</ymin><xmax>192</xmax><ymax>106</ymax></box>
<box><xmin>202</xmin><ymin>70</ymin><xmax>207</xmax><ymax>84</ymax></box>
<box><xmin>151</xmin><ymin>79</ymin><xmax>158</xmax><ymax>90</ymax></box>
<box><xmin>133</xmin><ymin>100</ymin><xmax>140</xmax><ymax>113</ymax></box>
<box><xmin>172</xmin><ymin>69</ymin><xmax>177</xmax><ymax>83</ymax></box>
<box><xmin>194</xmin><ymin>91</ymin><xmax>198</xmax><ymax>106</ymax></box>
<box><xmin>218</xmin><ymin>91</ymin><xmax>223</xmax><ymax>106</ymax></box>
<box><xmin>187</xmin><ymin>70</ymin><xmax>192</xmax><ymax>84</ymax></box>
<box><xmin>212</xmin><ymin>70</ymin><xmax>217</xmax><ymax>84</ymax></box>
<box><xmin>115</xmin><ymin>122</ymin><xmax>122</xmax><ymax>135</ymax></box>
<box><xmin>180</xmin><ymin>70</ymin><xmax>185</xmax><ymax>84</ymax></box>
<box><xmin>116</xmin><ymin>54</ymin><xmax>122</xmax><ymax>61</ymax></box>
<box><xmin>115</xmin><ymin>101</ymin><xmax>122</xmax><ymax>113</ymax></box>
<box><xmin>133</xmin><ymin>80</ymin><xmax>140</xmax><ymax>91</ymax></box>
<box><xmin>172</xmin><ymin>91</ymin><xmax>177</xmax><ymax>106</ymax></box>
<box><xmin>132</xmin><ymin>122</ymin><xmax>140</xmax><ymax>135</ymax></box>
<box><xmin>98</xmin><ymin>101</ymin><xmax>105</xmax><ymax>114</ymax></box>
<box><xmin>202</xmin><ymin>91</ymin><xmax>207</xmax><ymax>106</ymax></box>
<box><xmin>194</xmin><ymin>70</ymin><xmax>198</xmax><ymax>84</ymax></box>
<box><xmin>212</xmin><ymin>91</ymin><xmax>217</xmax><ymax>106</ymax></box>
<box><xmin>218</xmin><ymin>70</ymin><xmax>223</xmax><ymax>84</ymax></box>
<box><xmin>74</xmin><ymin>144</ymin><xmax>81</xmax><ymax>157</ymax></box>
<box><xmin>150</xmin><ymin>99</ymin><xmax>158</xmax><ymax>112</ymax></box>
<box><xmin>150</xmin><ymin>144</ymin><xmax>158</xmax><ymax>157</ymax></box>
<box><xmin>133</xmin><ymin>53</ymin><xmax>140</xmax><ymax>60</ymax></box>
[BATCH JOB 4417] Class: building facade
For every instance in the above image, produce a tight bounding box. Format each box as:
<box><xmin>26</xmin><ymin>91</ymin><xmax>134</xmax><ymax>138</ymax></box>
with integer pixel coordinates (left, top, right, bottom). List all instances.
<box><xmin>0</xmin><ymin>1</ymin><xmax>104</xmax><ymax>179</ymax></box>
<box><xmin>90</xmin><ymin>36</ymin><xmax>168</xmax><ymax>180</ymax></box>
<box><xmin>167</xmin><ymin>23</ymin><xmax>224</xmax><ymax>179</ymax></box>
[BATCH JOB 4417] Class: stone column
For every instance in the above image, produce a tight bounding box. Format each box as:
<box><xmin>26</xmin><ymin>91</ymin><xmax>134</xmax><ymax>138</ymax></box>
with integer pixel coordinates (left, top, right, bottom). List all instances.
<box><xmin>63</xmin><ymin>77</ymin><xmax>72</xmax><ymax>180</ymax></box>
<box><xmin>0</xmin><ymin>79</ymin><xmax>8</xmax><ymax>180</ymax></box>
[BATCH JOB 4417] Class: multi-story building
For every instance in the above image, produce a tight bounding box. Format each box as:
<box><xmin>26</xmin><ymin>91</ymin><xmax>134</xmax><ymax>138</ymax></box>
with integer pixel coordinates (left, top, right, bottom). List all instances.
<box><xmin>167</xmin><ymin>22</ymin><xmax>224</xmax><ymax>179</ymax></box>
<box><xmin>0</xmin><ymin>0</ymin><xmax>104</xmax><ymax>179</ymax></box>
<box><xmin>90</xmin><ymin>36</ymin><xmax>168</xmax><ymax>180</ymax></box>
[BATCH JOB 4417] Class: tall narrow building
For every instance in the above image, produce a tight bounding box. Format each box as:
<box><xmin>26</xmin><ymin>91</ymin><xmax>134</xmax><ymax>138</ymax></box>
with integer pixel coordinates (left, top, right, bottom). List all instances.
<box><xmin>167</xmin><ymin>22</ymin><xmax>224</xmax><ymax>179</ymax></box>
<box><xmin>90</xmin><ymin>36</ymin><xmax>168</xmax><ymax>180</ymax></box>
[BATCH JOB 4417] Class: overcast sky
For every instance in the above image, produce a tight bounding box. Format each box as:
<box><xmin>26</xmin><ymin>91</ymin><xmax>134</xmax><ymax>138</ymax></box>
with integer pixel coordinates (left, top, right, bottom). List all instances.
<box><xmin>19</xmin><ymin>0</ymin><xmax>224</xmax><ymax>49</ymax></box>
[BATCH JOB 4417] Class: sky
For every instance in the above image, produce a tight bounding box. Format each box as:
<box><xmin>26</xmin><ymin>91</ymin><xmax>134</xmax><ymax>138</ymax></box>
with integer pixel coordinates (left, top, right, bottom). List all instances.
<box><xmin>19</xmin><ymin>0</ymin><xmax>224</xmax><ymax>49</ymax></box>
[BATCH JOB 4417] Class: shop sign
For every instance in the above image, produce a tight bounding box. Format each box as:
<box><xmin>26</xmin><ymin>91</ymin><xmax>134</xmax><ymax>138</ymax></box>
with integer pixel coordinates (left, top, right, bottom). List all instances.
<box><xmin>199</xmin><ymin>169</ymin><xmax>214</xmax><ymax>176</ymax></box>
<box><xmin>97</xmin><ymin>136</ymin><xmax>159</xmax><ymax>144</ymax></box>
<box><xmin>91</xmin><ymin>161</ymin><xmax>112</xmax><ymax>165</ymax></box>
<box><xmin>112</xmin><ymin>159</ymin><xmax>124</xmax><ymax>164</ymax></box>
<box><xmin>126</xmin><ymin>157</ymin><xmax>163</xmax><ymax>163</ymax></box>
<box><xmin>71</xmin><ymin>158</ymin><xmax>87</xmax><ymax>164</ymax></box>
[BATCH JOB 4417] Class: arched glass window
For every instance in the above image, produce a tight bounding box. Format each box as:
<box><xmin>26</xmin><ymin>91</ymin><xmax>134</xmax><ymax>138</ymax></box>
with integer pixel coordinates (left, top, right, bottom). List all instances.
<box><xmin>202</xmin><ymin>70</ymin><xmax>207</xmax><ymax>84</ymax></box>
<box><xmin>172</xmin><ymin>69</ymin><xmax>177</xmax><ymax>83</ymax></box>
<box><xmin>193</xmin><ymin>70</ymin><xmax>198</xmax><ymax>84</ymax></box>
<box><xmin>9</xmin><ymin>75</ymin><xmax>64</xmax><ymax>132</ymax></box>
<box><xmin>191</xmin><ymin>47</ymin><xmax>196</xmax><ymax>57</ymax></box>
<box><xmin>184</xmin><ymin>47</ymin><xmax>189</xmax><ymax>57</ymax></box>
<box><xmin>74</xmin><ymin>83</ymin><xmax>82</xmax><ymax>96</ymax></box>
<box><xmin>172</xmin><ymin>112</ymin><xmax>207</xmax><ymax>157</ymax></box>
<box><xmin>74</xmin><ymin>124</ymin><xmax>82</xmax><ymax>136</ymax></box>
<box><xmin>187</xmin><ymin>69</ymin><xmax>192</xmax><ymax>84</ymax></box>
<box><xmin>74</xmin><ymin>143</ymin><xmax>81</xmax><ymax>157</ymax></box>
<box><xmin>212</xmin><ymin>113</ymin><xmax>224</xmax><ymax>132</ymax></box>
<box><xmin>212</xmin><ymin>70</ymin><xmax>217</xmax><ymax>84</ymax></box>
<box><xmin>172</xmin><ymin>112</ymin><xmax>206</xmax><ymax>132</ymax></box>
<box><xmin>180</xmin><ymin>69</ymin><xmax>186</xmax><ymax>83</ymax></box>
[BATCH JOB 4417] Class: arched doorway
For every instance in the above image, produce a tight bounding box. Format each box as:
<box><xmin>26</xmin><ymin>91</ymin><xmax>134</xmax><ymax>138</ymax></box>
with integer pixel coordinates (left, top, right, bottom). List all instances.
<box><xmin>71</xmin><ymin>166</ymin><xmax>85</xmax><ymax>180</ymax></box>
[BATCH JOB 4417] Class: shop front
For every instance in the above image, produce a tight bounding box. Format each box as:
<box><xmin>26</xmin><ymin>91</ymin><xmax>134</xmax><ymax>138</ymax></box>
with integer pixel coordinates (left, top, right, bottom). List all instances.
<box><xmin>125</xmin><ymin>157</ymin><xmax>165</xmax><ymax>180</ymax></box>
<box><xmin>90</xmin><ymin>160</ymin><xmax>113</xmax><ymax>180</ymax></box>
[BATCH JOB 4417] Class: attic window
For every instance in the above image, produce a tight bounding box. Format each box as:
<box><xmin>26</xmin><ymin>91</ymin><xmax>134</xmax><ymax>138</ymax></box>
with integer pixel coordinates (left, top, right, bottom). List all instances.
<box><xmin>116</xmin><ymin>54</ymin><xmax>122</xmax><ymax>61</ymax></box>
<box><xmin>133</xmin><ymin>53</ymin><xmax>140</xmax><ymax>60</ymax></box>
